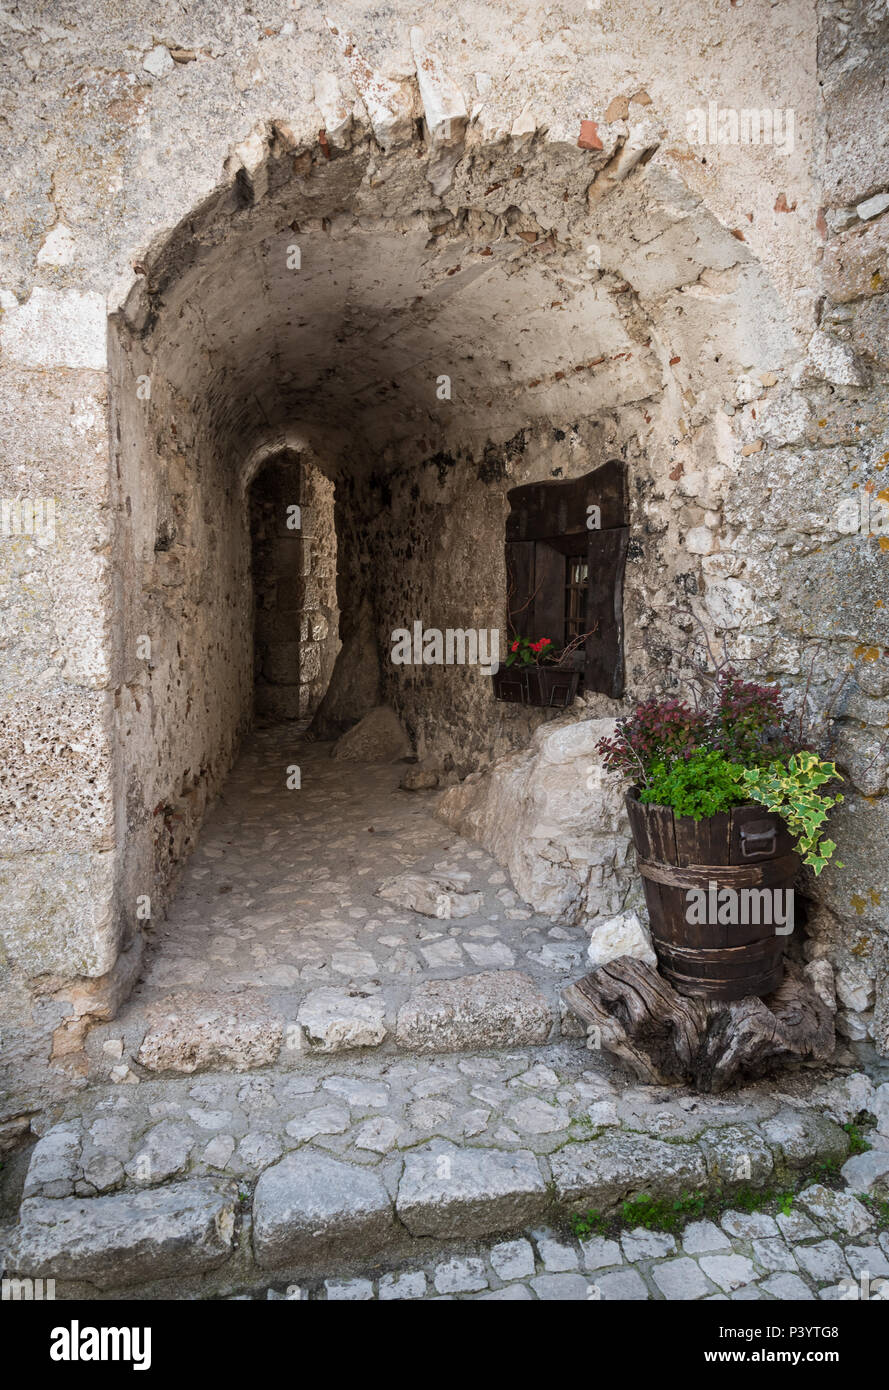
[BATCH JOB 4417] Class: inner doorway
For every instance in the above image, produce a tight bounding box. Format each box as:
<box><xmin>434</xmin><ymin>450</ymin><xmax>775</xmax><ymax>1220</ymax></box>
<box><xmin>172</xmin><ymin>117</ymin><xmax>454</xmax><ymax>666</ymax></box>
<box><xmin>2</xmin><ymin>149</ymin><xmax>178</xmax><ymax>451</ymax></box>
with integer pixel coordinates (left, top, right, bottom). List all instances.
<box><xmin>248</xmin><ymin>450</ymin><xmax>339</xmax><ymax>723</ymax></box>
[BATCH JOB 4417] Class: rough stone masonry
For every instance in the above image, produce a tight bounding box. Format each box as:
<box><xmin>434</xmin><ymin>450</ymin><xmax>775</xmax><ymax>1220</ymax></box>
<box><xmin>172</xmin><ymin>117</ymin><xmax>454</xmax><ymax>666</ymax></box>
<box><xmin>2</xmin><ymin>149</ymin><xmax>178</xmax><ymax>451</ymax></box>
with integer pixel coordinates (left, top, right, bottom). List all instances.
<box><xmin>0</xmin><ymin>0</ymin><xmax>888</xmax><ymax>1302</ymax></box>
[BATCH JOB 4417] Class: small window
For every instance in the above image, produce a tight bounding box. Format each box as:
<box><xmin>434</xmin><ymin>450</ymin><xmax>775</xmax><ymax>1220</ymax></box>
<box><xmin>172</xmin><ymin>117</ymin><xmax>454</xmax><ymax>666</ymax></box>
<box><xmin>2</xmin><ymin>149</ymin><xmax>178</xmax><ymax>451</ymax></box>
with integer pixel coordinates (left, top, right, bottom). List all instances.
<box><xmin>503</xmin><ymin>459</ymin><xmax>629</xmax><ymax>698</ymax></box>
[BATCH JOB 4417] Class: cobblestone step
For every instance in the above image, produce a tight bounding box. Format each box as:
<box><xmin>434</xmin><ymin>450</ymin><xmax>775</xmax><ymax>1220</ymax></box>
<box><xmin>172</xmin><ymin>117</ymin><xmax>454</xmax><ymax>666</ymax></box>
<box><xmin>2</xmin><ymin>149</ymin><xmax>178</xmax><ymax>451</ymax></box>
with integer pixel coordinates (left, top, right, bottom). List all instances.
<box><xmin>254</xmin><ymin>1202</ymin><xmax>889</xmax><ymax>1301</ymax></box>
<box><xmin>86</xmin><ymin>968</ymin><xmax>569</xmax><ymax>1084</ymax></box>
<box><xmin>4</xmin><ymin>1046</ymin><xmax>885</xmax><ymax>1298</ymax></box>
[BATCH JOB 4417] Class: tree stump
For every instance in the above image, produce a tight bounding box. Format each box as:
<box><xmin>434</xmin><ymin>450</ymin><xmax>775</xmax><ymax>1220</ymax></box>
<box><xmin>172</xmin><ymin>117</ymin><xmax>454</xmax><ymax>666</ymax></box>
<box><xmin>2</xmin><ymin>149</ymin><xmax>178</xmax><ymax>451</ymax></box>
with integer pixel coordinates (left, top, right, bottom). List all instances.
<box><xmin>562</xmin><ymin>957</ymin><xmax>836</xmax><ymax>1092</ymax></box>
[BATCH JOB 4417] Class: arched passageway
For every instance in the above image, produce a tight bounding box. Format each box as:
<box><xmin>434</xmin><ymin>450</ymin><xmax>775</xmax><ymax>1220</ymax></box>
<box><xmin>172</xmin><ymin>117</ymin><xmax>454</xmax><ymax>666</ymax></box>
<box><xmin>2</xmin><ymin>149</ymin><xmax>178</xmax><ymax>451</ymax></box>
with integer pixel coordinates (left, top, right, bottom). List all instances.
<box><xmin>102</xmin><ymin>101</ymin><xmax>797</xmax><ymax>1045</ymax></box>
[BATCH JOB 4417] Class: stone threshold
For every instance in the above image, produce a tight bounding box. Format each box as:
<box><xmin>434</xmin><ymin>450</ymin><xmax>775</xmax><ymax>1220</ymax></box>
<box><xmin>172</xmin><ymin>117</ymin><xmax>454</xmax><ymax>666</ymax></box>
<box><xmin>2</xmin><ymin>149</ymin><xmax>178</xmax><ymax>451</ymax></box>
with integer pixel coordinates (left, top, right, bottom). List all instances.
<box><xmin>83</xmin><ymin>969</ymin><xmax>578</xmax><ymax>1082</ymax></box>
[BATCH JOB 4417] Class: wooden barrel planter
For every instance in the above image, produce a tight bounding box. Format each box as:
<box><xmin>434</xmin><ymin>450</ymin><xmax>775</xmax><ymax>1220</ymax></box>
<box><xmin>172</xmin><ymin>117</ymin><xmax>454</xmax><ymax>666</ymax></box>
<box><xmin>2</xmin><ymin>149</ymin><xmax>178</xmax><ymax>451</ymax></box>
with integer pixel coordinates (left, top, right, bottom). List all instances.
<box><xmin>626</xmin><ymin>790</ymin><xmax>800</xmax><ymax>1001</ymax></box>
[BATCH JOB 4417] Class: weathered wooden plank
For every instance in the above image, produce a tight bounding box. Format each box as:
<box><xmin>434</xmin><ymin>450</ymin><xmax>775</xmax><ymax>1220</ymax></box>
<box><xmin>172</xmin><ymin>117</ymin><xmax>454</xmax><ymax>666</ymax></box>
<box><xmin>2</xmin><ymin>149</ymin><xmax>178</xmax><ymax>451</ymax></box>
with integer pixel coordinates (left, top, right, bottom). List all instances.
<box><xmin>561</xmin><ymin>958</ymin><xmax>834</xmax><ymax>1092</ymax></box>
<box><xmin>584</xmin><ymin>524</ymin><xmax>629</xmax><ymax>697</ymax></box>
<box><xmin>730</xmin><ymin>803</ymin><xmax>796</xmax><ymax>863</ymax></box>
<box><xmin>625</xmin><ymin>791</ymin><xmax>653</xmax><ymax>860</ymax></box>
<box><xmin>531</xmin><ymin>541</ymin><xmax>565</xmax><ymax>646</ymax></box>
<box><xmin>638</xmin><ymin>854</ymin><xmax>799</xmax><ymax>890</ymax></box>
<box><xmin>639</xmin><ymin>800</ymin><xmax>678</xmax><ymax>866</ymax></box>
<box><xmin>675</xmin><ymin>811</ymin><xmax>732</xmax><ymax>867</ymax></box>
<box><xmin>505</xmin><ymin>457</ymin><xmax>626</xmax><ymax>541</ymax></box>
<box><xmin>505</xmin><ymin>540</ymin><xmax>535</xmax><ymax>635</ymax></box>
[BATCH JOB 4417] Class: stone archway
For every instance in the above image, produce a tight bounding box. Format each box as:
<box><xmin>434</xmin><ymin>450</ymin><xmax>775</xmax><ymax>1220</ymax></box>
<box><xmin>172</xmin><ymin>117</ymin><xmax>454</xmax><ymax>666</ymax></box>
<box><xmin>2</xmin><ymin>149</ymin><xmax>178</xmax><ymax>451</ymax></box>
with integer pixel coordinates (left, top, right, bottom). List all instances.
<box><xmin>248</xmin><ymin>449</ymin><xmax>339</xmax><ymax>723</ymax></box>
<box><xmin>103</xmin><ymin>99</ymin><xmax>797</xmax><ymax>998</ymax></box>
<box><xmin>5</xmin><ymin>20</ymin><xmax>871</xmax><ymax>1118</ymax></box>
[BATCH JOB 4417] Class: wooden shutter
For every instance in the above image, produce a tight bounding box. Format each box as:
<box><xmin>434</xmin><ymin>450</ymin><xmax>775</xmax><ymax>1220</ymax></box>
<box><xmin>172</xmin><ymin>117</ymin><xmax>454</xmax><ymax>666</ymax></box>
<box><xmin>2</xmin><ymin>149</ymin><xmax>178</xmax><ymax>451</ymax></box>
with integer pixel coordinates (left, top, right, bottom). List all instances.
<box><xmin>585</xmin><ymin>524</ymin><xmax>629</xmax><ymax>698</ymax></box>
<box><xmin>531</xmin><ymin>542</ymin><xmax>565</xmax><ymax>648</ymax></box>
<box><xmin>505</xmin><ymin>458</ymin><xmax>626</xmax><ymax>542</ymax></box>
<box><xmin>505</xmin><ymin>540</ymin><xmax>535</xmax><ymax>634</ymax></box>
<box><xmin>505</xmin><ymin>539</ymin><xmax>564</xmax><ymax>649</ymax></box>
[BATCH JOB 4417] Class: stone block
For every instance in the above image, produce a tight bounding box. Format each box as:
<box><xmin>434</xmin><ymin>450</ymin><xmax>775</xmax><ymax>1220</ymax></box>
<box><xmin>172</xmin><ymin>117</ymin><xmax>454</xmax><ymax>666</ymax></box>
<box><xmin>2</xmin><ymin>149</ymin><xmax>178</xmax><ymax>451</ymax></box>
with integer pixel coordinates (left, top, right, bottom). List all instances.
<box><xmin>396</xmin><ymin>1141</ymin><xmax>546</xmax><ymax>1237</ymax></box>
<box><xmin>296</xmin><ymin>987</ymin><xmax>387</xmax><ymax>1052</ymax></box>
<box><xmin>253</xmin><ymin>1152</ymin><xmax>393</xmax><ymax>1268</ymax></box>
<box><xmin>395</xmin><ymin>971</ymin><xmax>551</xmax><ymax>1053</ymax></box>
<box><xmin>550</xmin><ymin>1132</ymin><xmax>707</xmax><ymax>1212</ymax></box>
<box><xmin>331</xmin><ymin>706</ymin><xmax>412</xmax><ymax>762</ymax></box>
<box><xmin>137</xmin><ymin>990</ymin><xmax>284</xmax><ymax>1073</ymax></box>
<box><xmin>8</xmin><ymin>1180</ymin><xmax>236</xmax><ymax>1288</ymax></box>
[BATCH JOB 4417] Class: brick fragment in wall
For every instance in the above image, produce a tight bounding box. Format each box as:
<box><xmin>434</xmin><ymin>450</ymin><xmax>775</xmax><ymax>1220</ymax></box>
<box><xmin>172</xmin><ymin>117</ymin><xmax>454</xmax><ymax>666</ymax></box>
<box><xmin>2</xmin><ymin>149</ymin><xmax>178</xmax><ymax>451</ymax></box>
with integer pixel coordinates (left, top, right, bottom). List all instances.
<box><xmin>822</xmin><ymin>217</ymin><xmax>889</xmax><ymax>303</ymax></box>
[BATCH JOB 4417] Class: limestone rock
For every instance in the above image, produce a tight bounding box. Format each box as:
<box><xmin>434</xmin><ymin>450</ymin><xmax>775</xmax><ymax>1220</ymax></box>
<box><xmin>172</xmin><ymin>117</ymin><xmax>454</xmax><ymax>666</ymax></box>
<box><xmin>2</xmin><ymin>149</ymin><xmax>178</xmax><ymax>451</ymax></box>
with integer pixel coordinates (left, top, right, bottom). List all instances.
<box><xmin>0</xmin><ymin>1117</ymin><xmax>31</xmax><ymax>1154</ymax></box>
<box><xmin>841</xmin><ymin>1149</ymin><xmax>889</xmax><ymax>1198</ymax></box>
<box><xmin>324</xmin><ymin>19</ymin><xmax>413</xmax><ymax>151</ymax></box>
<box><xmin>230</xmin><ymin>127</ymin><xmax>270</xmax><ymax>202</ymax></box>
<box><xmin>586</xmin><ymin>910</ymin><xmax>655</xmax><ymax>969</ymax></box>
<box><xmin>400</xmin><ymin>761</ymin><xmax>440</xmax><ymax>790</ymax></box>
<box><xmin>82</xmin><ymin>1154</ymin><xmax>125</xmax><ymax>1193</ymax></box>
<box><xmin>396</xmin><ymin>1141</ymin><xmax>547</xmax><ymax>1237</ymax></box>
<box><xmin>312</xmin><ymin>71</ymin><xmax>353</xmax><ymax>149</ymax></box>
<box><xmin>137</xmin><ymin>991</ymin><xmax>283</xmax><ymax>1074</ymax></box>
<box><xmin>812</xmin><ymin>1071</ymin><xmax>877</xmax><ymax>1126</ymax></box>
<box><xmin>835</xmin><ymin>963</ymin><xmax>874</xmax><ymax>1014</ymax></box>
<box><xmin>37</xmin><ymin>223</ymin><xmax>76</xmax><ymax>267</ymax></box>
<box><xmin>698</xmin><ymin>1125</ymin><xmax>774</xmax><ymax>1186</ymax></box>
<box><xmin>550</xmin><ymin>1132</ymin><xmax>708</xmax><ymax>1211</ymax></box>
<box><xmin>308</xmin><ymin>597</ymin><xmax>380</xmax><ymax>739</ymax></box>
<box><xmin>395</xmin><ymin>971</ymin><xmax>552</xmax><ymax>1052</ymax></box>
<box><xmin>410</xmin><ymin>28</ymin><xmax>468</xmax><ymax>145</ymax></box>
<box><xmin>760</xmin><ymin>1108</ymin><xmax>850</xmax><ymax>1171</ymax></box>
<box><xmin>822</xmin><ymin>215</ymin><xmax>889</xmax><ymax>303</ymax></box>
<box><xmin>839</xmin><ymin>1010</ymin><xmax>871</xmax><ymax>1041</ymax></box>
<box><xmin>490</xmin><ymin>1238</ymin><xmax>536</xmax><ymax>1280</ymax></box>
<box><xmin>124</xmin><ymin>1120</ymin><xmax>195</xmax><ymax>1184</ymax></box>
<box><xmin>142</xmin><ymin>45</ymin><xmax>174</xmax><ymax>78</ymax></box>
<box><xmin>805</xmin><ymin>328</ymin><xmax>867</xmax><ymax>387</ymax></box>
<box><xmin>437</xmin><ymin>716</ymin><xmax>634</xmax><ymax>927</ymax></box>
<box><xmin>296</xmin><ymin>987</ymin><xmax>387</xmax><ymax>1052</ymax></box>
<box><xmin>0</xmin><ymin>286</ymin><xmax>106</xmax><ymax>372</ymax></box>
<box><xmin>23</xmin><ymin>1123</ymin><xmax>82</xmax><ymax>1198</ymax></box>
<box><xmin>331</xmin><ymin>706</ymin><xmax>412</xmax><ymax>763</ymax></box>
<box><xmin>377</xmin><ymin>869</ymin><xmax>482</xmax><ymax>918</ymax></box>
<box><xmin>410</xmin><ymin>27</ymin><xmax>468</xmax><ymax>194</ymax></box>
<box><xmin>7</xmin><ymin>1180</ymin><xmax>237</xmax><ymax>1289</ymax></box>
<box><xmin>805</xmin><ymin>958</ymin><xmax>838</xmax><ymax>1012</ymax></box>
<box><xmin>355</xmin><ymin>1116</ymin><xmax>401</xmax><ymax>1153</ymax></box>
<box><xmin>253</xmin><ymin>1152</ymin><xmax>393</xmax><ymax>1268</ymax></box>
<box><xmin>796</xmin><ymin>1183</ymin><xmax>873</xmax><ymax>1237</ymax></box>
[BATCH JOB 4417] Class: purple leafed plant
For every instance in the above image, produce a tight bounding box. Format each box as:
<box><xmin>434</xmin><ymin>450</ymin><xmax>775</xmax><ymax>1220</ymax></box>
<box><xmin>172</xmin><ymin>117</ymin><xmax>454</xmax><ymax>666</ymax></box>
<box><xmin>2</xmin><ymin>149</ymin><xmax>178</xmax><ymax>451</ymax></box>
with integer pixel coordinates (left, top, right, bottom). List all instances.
<box><xmin>596</xmin><ymin>668</ymin><xmax>800</xmax><ymax>784</ymax></box>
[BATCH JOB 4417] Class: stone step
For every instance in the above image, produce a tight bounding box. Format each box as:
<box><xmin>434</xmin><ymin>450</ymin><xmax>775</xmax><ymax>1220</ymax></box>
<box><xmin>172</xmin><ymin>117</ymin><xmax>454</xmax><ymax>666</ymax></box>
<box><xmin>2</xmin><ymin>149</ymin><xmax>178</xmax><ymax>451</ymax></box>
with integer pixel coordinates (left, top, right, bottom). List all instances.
<box><xmin>5</xmin><ymin>1046</ymin><xmax>877</xmax><ymax>1298</ymax></box>
<box><xmin>84</xmin><ymin>970</ymin><xmax>575</xmax><ymax>1082</ymax></box>
<box><xmin>252</xmin><ymin>1200</ymin><xmax>889</xmax><ymax>1301</ymax></box>
<box><xmin>7</xmin><ymin>1180</ymin><xmax>238</xmax><ymax>1291</ymax></box>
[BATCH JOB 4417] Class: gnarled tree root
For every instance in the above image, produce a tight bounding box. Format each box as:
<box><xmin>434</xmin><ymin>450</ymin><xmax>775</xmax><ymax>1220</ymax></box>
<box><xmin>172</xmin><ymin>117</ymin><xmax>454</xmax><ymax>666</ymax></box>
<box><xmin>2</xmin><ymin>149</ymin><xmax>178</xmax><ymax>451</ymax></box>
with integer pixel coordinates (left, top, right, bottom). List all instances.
<box><xmin>562</xmin><ymin>957</ymin><xmax>836</xmax><ymax>1092</ymax></box>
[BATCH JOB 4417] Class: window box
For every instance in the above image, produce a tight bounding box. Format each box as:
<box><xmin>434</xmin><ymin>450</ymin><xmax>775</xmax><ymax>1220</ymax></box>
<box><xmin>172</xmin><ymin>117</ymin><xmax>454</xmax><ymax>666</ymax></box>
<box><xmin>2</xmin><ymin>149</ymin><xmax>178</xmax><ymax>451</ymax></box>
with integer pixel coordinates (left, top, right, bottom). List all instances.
<box><xmin>492</xmin><ymin>666</ymin><xmax>580</xmax><ymax>707</ymax></box>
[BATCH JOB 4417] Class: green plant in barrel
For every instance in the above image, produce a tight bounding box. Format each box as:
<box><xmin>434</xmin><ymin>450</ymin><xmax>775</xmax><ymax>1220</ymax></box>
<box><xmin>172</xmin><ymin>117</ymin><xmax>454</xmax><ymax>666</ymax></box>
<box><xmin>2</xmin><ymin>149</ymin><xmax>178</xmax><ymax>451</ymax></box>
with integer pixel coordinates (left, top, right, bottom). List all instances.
<box><xmin>598</xmin><ymin>669</ymin><xmax>843</xmax><ymax>874</ymax></box>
